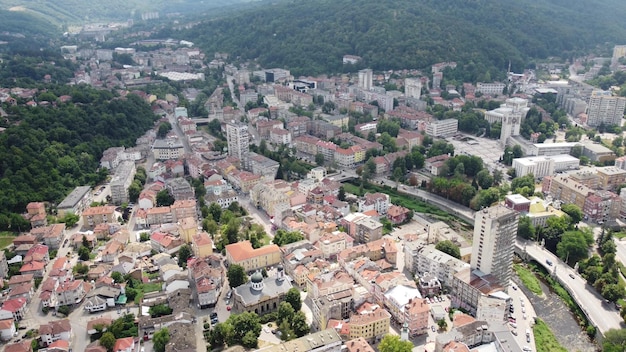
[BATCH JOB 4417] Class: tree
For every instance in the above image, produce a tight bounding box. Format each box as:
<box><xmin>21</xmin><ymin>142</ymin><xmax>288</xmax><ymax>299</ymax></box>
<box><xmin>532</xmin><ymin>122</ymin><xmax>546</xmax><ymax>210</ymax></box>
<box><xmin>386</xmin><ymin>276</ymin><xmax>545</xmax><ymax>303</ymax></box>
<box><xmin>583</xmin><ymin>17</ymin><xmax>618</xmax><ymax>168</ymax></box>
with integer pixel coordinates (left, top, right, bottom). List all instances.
<box><xmin>338</xmin><ymin>186</ymin><xmax>346</xmax><ymax>201</ymax></box>
<box><xmin>476</xmin><ymin>169</ymin><xmax>494</xmax><ymax>189</ymax></box>
<box><xmin>315</xmin><ymin>153</ymin><xmax>325</xmax><ymax>166</ymax></box>
<box><xmin>437</xmin><ymin>318</ymin><xmax>448</xmax><ymax>330</ymax></box>
<box><xmin>556</xmin><ymin>231</ymin><xmax>593</xmax><ymax>265</ymax></box>
<box><xmin>157</xmin><ymin>122</ymin><xmax>172</xmax><ymax>138</ymax></box>
<box><xmin>379</xmin><ymin>335</ymin><xmax>413</xmax><ymax>352</ymax></box>
<box><xmin>209</xmin><ymin>322</ymin><xmax>233</xmax><ymax>347</ymax></box>
<box><xmin>285</xmin><ymin>288</ymin><xmax>302</xmax><ymax>311</ymax></box>
<box><xmin>561</xmin><ymin>203</ymin><xmax>583</xmax><ymax>224</ymax></box>
<box><xmin>60</xmin><ymin>212</ymin><xmax>79</xmax><ymax>227</ymax></box>
<box><xmin>149</xmin><ymin>304</ymin><xmax>173</xmax><ymax>318</ymax></box>
<box><xmin>603</xmin><ymin>328</ymin><xmax>626</xmax><ymax>352</ymax></box>
<box><xmin>156</xmin><ymin>189</ymin><xmax>174</xmax><ymax>207</ymax></box>
<box><xmin>227</xmin><ymin>312</ymin><xmax>262</xmax><ymax>348</ymax></box>
<box><xmin>139</xmin><ymin>232</ymin><xmax>150</xmax><ymax>242</ymax></box>
<box><xmin>178</xmin><ymin>244</ymin><xmax>192</xmax><ymax>267</ymax></box>
<box><xmin>292</xmin><ymin>311</ymin><xmax>310</xmax><ymax>337</ymax></box>
<box><xmin>227</xmin><ymin>264</ymin><xmax>248</xmax><ymax>288</ymax></box>
<box><xmin>517</xmin><ymin>216</ymin><xmax>535</xmax><ymax>240</ymax></box>
<box><xmin>602</xmin><ymin>283</ymin><xmax>625</xmax><ymax>303</ymax></box>
<box><xmin>435</xmin><ymin>240</ymin><xmax>461</xmax><ymax>259</ymax></box>
<box><xmin>208</xmin><ymin>202</ymin><xmax>222</xmax><ymax>223</ymax></box>
<box><xmin>273</xmin><ymin>229</ymin><xmax>305</xmax><ymax>246</ymax></box>
<box><xmin>111</xmin><ymin>271</ymin><xmax>123</xmax><ymax>284</ymax></box>
<box><xmin>153</xmin><ymin>328</ymin><xmax>170</xmax><ymax>352</ymax></box>
<box><xmin>278</xmin><ymin>301</ymin><xmax>295</xmax><ymax>325</ymax></box>
<box><xmin>99</xmin><ymin>332</ymin><xmax>116</xmax><ymax>352</ymax></box>
<box><xmin>78</xmin><ymin>245</ymin><xmax>90</xmax><ymax>261</ymax></box>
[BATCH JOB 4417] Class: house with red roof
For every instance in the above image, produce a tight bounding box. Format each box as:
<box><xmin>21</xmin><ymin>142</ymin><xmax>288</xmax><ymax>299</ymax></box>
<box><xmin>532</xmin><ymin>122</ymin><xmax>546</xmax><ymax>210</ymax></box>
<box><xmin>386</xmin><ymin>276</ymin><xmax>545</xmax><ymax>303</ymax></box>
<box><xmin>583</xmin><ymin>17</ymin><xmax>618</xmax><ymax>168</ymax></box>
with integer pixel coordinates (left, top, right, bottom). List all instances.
<box><xmin>0</xmin><ymin>297</ymin><xmax>28</xmax><ymax>320</ymax></box>
<box><xmin>39</xmin><ymin>319</ymin><xmax>71</xmax><ymax>347</ymax></box>
<box><xmin>113</xmin><ymin>337</ymin><xmax>135</xmax><ymax>352</ymax></box>
<box><xmin>4</xmin><ymin>339</ymin><xmax>33</xmax><ymax>352</ymax></box>
<box><xmin>150</xmin><ymin>232</ymin><xmax>184</xmax><ymax>255</ymax></box>
<box><xmin>0</xmin><ymin>318</ymin><xmax>16</xmax><ymax>341</ymax></box>
<box><xmin>386</xmin><ymin>205</ymin><xmax>411</xmax><ymax>225</ymax></box>
<box><xmin>55</xmin><ymin>280</ymin><xmax>89</xmax><ymax>306</ymax></box>
<box><xmin>19</xmin><ymin>261</ymin><xmax>46</xmax><ymax>277</ymax></box>
<box><xmin>24</xmin><ymin>244</ymin><xmax>49</xmax><ymax>264</ymax></box>
<box><xmin>7</xmin><ymin>282</ymin><xmax>34</xmax><ymax>302</ymax></box>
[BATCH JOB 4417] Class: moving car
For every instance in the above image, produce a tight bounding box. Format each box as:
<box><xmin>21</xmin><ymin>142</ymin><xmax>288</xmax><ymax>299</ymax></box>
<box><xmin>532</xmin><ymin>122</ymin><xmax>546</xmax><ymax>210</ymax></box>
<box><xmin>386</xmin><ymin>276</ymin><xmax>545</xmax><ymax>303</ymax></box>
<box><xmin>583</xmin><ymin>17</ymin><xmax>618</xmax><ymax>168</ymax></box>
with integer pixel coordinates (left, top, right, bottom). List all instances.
<box><xmin>569</xmin><ymin>273</ymin><xmax>575</xmax><ymax>279</ymax></box>
<box><xmin>226</xmin><ymin>306</ymin><xmax>231</xmax><ymax>311</ymax></box>
<box><xmin>546</xmin><ymin>259</ymin><xmax>553</xmax><ymax>266</ymax></box>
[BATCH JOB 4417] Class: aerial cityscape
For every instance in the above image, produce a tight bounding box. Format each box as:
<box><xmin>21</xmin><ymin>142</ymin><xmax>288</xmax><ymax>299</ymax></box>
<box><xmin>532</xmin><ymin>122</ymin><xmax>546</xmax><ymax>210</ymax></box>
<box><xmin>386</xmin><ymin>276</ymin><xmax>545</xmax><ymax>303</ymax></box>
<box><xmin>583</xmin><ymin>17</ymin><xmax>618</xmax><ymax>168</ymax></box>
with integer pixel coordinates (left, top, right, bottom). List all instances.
<box><xmin>2</xmin><ymin>1</ymin><xmax>626</xmax><ymax>352</ymax></box>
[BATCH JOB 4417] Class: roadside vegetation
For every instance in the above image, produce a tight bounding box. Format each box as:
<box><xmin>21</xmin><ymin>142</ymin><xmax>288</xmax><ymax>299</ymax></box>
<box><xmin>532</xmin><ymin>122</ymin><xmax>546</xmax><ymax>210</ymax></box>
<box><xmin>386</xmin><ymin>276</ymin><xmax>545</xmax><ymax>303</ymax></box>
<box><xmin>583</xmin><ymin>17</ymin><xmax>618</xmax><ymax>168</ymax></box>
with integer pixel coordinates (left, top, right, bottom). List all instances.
<box><xmin>533</xmin><ymin>318</ymin><xmax>568</xmax><ymax>352</ymax></box>
<box><xmin>513</xmin><ymin>264</ymin><xmax>543</xmax><ymax>296</ymax></box>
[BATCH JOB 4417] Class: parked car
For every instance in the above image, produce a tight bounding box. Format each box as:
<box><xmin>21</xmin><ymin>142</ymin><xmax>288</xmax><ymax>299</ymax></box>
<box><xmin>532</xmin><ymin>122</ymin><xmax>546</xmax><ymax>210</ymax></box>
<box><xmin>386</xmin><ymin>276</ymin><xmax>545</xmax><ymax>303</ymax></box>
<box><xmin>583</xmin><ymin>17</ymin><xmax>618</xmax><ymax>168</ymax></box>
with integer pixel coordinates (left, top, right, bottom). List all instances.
<box><xmin>431</xmin><ymin>326</ymin><xmax>436</xmax><ymax>332</ymax></box>
<box><xmin>569</xmin><ymin>273</ymin><xmax>575</xmax><ymax>279</ymax></box>
<box><xmin>511</xmin><ymin>330</ymin><xmax>518</xmax><ymax>336</ymax></box>
<box><xmin>546</xmin><ymin>259</ymin><xmax>553</xmax><ymax>266</ymax></box>
<box><xmin>210</xmin><ymin>312</ymin><xmax>218</xmax><ymax>319</ymax></box>
<box><xmin>226</xmin><ymin>306</ymin><xmax>231</xmax><ymax>311</ymax></box>
<box><xmin>511</xmin><ymin>284</ymin><xmax>518</xmax><ymax>290</ymax></box>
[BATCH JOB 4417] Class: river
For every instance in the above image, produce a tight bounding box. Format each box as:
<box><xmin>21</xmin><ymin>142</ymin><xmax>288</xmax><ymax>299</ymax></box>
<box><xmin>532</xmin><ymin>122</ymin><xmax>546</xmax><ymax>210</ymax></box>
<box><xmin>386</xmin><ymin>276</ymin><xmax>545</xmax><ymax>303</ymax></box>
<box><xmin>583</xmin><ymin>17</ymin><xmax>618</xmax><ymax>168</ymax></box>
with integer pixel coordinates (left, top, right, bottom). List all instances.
<box><xmin>512</xmin><ymin>276</ymin><xmax>598</xmax><ymax>352</ymax></box>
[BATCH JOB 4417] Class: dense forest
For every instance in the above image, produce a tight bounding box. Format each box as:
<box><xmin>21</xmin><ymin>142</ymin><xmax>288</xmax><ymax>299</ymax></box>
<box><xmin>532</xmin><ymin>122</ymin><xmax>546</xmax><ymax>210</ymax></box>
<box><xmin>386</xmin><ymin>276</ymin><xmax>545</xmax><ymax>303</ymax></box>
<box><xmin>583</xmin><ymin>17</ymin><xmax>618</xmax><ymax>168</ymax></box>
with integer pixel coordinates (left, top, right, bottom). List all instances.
<box><xmin>0</xmin><ymin>10</ymin><xmax>59</xmax><ymax>51</ymax></box>
<box><xmin>166</xmin><ymin>0</ymin><xmax>626</xmax><ymax>76</ymax></box>
<box><xmin>0</xmin><ymin>0</ymin><xmax>250</xmax><ymax>26</ymax></box>
<box><xmin>0</xmin><ymin>84</ymin><xmax>157</xmax><ymax>229</ymax></box>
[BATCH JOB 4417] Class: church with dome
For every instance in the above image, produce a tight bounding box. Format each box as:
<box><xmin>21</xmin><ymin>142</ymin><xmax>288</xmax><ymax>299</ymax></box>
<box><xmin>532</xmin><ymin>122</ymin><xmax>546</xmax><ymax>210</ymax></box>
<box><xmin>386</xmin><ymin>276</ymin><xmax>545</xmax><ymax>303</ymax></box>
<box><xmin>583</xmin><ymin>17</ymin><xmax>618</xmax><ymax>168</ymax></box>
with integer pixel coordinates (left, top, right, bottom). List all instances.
<box><xmin>232</xmin><ymin>264</ymin><xmax>293</xmax><ymax>315</ymax></box>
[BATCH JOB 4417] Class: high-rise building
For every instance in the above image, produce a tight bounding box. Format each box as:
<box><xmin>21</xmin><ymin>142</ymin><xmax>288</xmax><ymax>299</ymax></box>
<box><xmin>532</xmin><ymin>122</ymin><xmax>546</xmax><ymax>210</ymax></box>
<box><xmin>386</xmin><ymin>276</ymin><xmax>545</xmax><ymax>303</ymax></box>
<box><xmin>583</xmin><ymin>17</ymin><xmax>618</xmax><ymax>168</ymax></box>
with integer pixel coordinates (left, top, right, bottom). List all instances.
<box><xmin>471</xmin><ymin>205</ymin><xmax>519</xmax><ymax>288</ymax></box>
<box><xmin>586</xmin><ymin>90</ymin><xmax>626</xmax><ymax>127</ymax></box>
<box><xmin>404</xmin><ymin>78</ymin><xmax>422</xmax><ymax>100</ymax></box>
<box><xmin>225</xmin><ymin>121</ymin><xmax>249</xmax><ymax>167</ymax></box>
<box><xmin>358</xmin><ymin>69</ymin><xmax>373</xmax><ymax>91</ymax></box>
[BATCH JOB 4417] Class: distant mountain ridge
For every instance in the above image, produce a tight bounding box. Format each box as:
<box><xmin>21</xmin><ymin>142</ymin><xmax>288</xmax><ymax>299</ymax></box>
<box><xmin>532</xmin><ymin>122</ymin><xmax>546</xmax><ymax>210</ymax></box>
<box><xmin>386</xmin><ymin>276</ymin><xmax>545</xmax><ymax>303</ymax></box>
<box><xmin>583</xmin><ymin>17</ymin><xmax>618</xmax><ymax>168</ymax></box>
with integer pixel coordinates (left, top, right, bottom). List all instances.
<box><xmin>170</xmin><ymin>0</ymin><xmax>626</xmax><ymax>77</ymax></box>
<box><xmin>0</xmin><ymin>0</ymin><xmax>251</xmax><ymax>26</ymax></box>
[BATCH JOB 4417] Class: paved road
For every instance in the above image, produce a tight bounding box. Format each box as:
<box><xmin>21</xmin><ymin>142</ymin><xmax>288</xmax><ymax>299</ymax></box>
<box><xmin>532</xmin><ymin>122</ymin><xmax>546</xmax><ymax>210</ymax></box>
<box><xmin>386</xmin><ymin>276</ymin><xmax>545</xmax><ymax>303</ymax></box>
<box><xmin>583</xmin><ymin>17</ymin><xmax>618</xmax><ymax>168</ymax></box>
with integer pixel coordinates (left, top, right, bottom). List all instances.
<box><xmin>516</xmin><ymin>239</ymin><xmax>624</xmax><ymax>334</ymax></box>
<box><xmin>167</xmin><ymin>112</ymin><xmax>192</xmax><ymax>154</ymax></box>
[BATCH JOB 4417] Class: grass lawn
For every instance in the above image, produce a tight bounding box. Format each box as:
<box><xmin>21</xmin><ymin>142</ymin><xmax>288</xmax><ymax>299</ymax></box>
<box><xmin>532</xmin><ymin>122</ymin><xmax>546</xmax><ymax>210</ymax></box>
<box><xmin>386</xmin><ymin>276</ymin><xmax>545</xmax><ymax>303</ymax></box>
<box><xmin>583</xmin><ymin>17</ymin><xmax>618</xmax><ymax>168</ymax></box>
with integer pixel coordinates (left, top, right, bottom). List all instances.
<box><xmin>142</xmin><ymin>282</ymin><xmax>162</xmax><ymax>293</ymax></box>
<box><xmin>0</xmin><ymin>237</ymin><xmax>14</xmax><ymax>249</ymax></box>
<box><xmin>533</xmin><ymin>318</ymin><xmax>568</xmax><ymax>352</ymax></box>
<box><xmin>614</xmin><ymin>231</ymin><xmax>626</xmax><ymax>239</ymax></box>
<box><xmin>513</xmin><ymin>264</ymin><xmax>543</xmax><ymax>296</ymax></box>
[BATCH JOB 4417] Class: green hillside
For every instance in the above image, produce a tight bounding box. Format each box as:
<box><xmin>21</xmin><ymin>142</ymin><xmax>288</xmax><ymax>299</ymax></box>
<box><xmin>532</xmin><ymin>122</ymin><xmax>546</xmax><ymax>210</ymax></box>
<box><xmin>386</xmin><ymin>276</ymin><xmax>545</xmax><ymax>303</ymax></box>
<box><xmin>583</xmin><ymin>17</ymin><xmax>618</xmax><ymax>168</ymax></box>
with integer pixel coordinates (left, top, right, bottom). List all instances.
<box><xmin>172</xmin><ymin>0</ymin><xmax>626</xmax><ymax>76</ymax></box>
<box><xmin>0</xmin><ymin>0</ymin><xmax>250</xmax><ymax>27</ymax></box>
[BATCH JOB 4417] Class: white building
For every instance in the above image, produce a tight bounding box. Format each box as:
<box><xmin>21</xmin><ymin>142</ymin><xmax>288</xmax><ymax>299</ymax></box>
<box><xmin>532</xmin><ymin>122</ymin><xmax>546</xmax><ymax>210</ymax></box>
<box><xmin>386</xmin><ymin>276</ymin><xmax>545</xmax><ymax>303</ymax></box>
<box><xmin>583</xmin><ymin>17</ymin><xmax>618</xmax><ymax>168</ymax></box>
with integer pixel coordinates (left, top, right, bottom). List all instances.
<box><xmin>358</xmin><ymin>69</ymin><xmax>373</xmax><ymax>91</ymax></box>
<box><xmin>405</xmin><ymin>78</ymin><xmax>422</xmax><ymax>100</ymax></box>
<box><xmin>587</xmin><ymin>90</ymin><xmax>626</xmax><ymax>127</ymax></box>
<box><xmin>152</xmin><ymin>138</ymin><xmax>184</xmax><ymax>160</ymax></box>
<box><xmin>425</xmin><ymin>119</ymin><xmax>458</xmax><ymax>137</ymax></box>
<box><xmin>476</xmin><ymin>82</ymin><xmax>506</xmax><ymax>96</ymax></box>
<box><xmin>532</xmin><ymin>142</ymin><xmax>580</xmax><ymax>156</ymax></box>
<box><xmin>513</xmin><ymin>154</ymin><xmax>579</xmax><ymax>179</ymax></box>
<box><xmin>110</xmin><ymin>160</ymin><xmax>137</xmax><ymax>205</ymax></box>
<box><xmin>471</xmin><ymin>205</ymin><xmax>519</xmax><ymax>288</ymax></box>
<box><xmin>405</xmin><ymin>242</ymin><xmax>470</xmax><ymax>288</ymax></box>
<box><xmin>226</xmin><ymin>121</ymin><xmax>249</xmax><ymax>165</ymax></box>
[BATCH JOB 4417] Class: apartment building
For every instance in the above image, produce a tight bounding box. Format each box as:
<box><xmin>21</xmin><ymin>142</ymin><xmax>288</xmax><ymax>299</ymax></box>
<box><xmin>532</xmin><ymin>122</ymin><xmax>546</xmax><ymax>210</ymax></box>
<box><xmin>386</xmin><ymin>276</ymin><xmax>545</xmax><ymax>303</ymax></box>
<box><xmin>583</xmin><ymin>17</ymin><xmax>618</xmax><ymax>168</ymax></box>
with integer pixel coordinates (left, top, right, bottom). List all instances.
<box><xmin>471</xmin><ymin>205</ymin><xmax>519</xmax><ymax>288</ymax></box>
<box><xmin>57</xmin><ymin>186</ymin><xmax>92</xmax><ymax>217</ymax></box>
<box><xmin>225</xmin><ymin>121</ymin><xmax>249</xmax><ymax>165</ymax></box>
<box><xmin>110</xmin><ymin>160</ymin><xmax>136</xmax><ymax>205</ymax></box>
<box><xmin>404</xmin><ymin>298</ymin><xmax>429</xmax><ymax>337</ymax></box>
<box><xmin>152</xmin><ymin>138</ymin><xmax>184</xmax><ymax>160</ymax></box>
<box><xmin>542</xmin><ymin>175</ymin><xmax>593</xmax><ymax>209</ymax></box>
<box><xmin>597</xmin><ymin>166</ymin><xmax>626</xmax><ymax>190</ymax></box>
<box><xmin>586</xmin><ymin>90</ymin><xmax>626</xmax><ymax>127</ymax></box>
<box><xmin>425</xmin><ymin>119</ymin><xmax>458</xmax><ymax>137</ymax></box>
<box><xmin>405</xmin><ymin>243</ymin><xmax>470</xmax><ymax>288</ymax></box>
<box><xmin>82</xmin><ymin>206</ymin><xmax>116</xmax><ymax>228</ymax></box>
<box><xmin>475</xmin><ymin>82</ymin><xmax>506</xmax><ymax>96</ymax></box>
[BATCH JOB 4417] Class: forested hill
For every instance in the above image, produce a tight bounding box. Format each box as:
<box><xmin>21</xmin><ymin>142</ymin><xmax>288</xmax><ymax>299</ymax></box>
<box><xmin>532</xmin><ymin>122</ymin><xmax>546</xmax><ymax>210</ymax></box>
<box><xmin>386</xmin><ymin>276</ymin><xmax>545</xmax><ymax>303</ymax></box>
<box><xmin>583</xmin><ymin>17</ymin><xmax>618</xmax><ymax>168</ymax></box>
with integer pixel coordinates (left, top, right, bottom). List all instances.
<box><xmin>0</xmin><ymin>81</ymin><xmax>157</xmax><ymax>229</ymax></box>
<box><xmin>0</xmin><ymin>10</ymin><xmax>59</xmax><ymax>51</ymax></box>
<box><xmin>171</xmin><ymin>0</ymin><xmax>626</xmax><ymax>76</ymax></box>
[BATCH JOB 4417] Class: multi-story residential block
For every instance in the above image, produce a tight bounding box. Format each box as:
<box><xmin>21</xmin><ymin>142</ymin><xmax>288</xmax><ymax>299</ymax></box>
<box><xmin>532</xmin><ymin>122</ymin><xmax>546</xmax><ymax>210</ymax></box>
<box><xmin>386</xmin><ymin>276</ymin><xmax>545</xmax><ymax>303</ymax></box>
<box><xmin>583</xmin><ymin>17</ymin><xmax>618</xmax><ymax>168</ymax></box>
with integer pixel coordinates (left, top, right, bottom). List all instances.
<box><xmin>597</xmin><ymin>166</ymin><xmax>626</xmax><ymax>191</ymax></box>
<box><xmin>404</xmin><ymin>243</ymin><xmax>469</xmax><ymax>289</ymax></box>
<box><xmin>269</xmin><ymin>128</ymin><xmax>292</xmax><ymax>145</ymax></box>
<box><xmin>358</xmin><ymin>69</ymin><xmax>373</xmax><ymax>91</ymax></box>
<box><xmin>255</xmin><ymin>329</ymin><xmax>342</xmax><ymax>352</ymax></box>
<box><xmin>354</xmin><ymin>217</ymin><xmax>383</xmax><ymax>243</ymax></box>
<box><xmin>425</xmin><ymin>118</ymin><xmax>458</xmax><ymax>137</ymax></box>
<box><xmin>100</xmin><ymin>147</ymin><xmax>125</xmax><ymax>170</ymax></box>
<box><xmin>294</xmin><ymin>135</ymin><xmax>321</xmax><ymax>155</ymax></box>
<box><xmin>584</xmin><ymin>191</ymin><xmax>621</xmax><ymax>223</ymax></box>
<box><xmin>316</xmin><ymin>140</ymin><xmax>337</xmax><ymax>163</ymax></box>
<box><xmin>170</xmin><ymin>199</ymin><xmax>197</xmax><ymax>222</ymax></box>
<box><xmin>191</xmin><ymin>232</ymin><xmax>213</xmax><ymax>258</ymax></box>
<box><xmin>542</xmin><ymin>174</ymin><xmax>593</xmax><ymax>210</ymax></box>
<box><xmin>250</xmin><ymin>181</ymin><xmax>291</xmax><ymax>218</ymax></box>
<box><xmin>450</xmin><ymin>268</ymin><xmax>504</xmax><ymax>316</ymax></box>
<box><xmin>226</xmin><ymin>121</ymin><xmax>249</xmax><ymax>166</ymax></box>
<box><xmin>166</xmin><ymin>177</ymin><xmax>195</xmax><ymax>200</ymax></box>
<box><xmin>26</xmin><ymin>202</ymin><xmax>47</xmax><ymax>228</ymax></box>
<box><xmin>152</xmin><ymin>138</ymin><xmax>184</xmax><ymax>160</ymax></box>
<box><xmin>31</xmin><ymin>224</ymin><xmax>66</xmax><ymax>250</ymax></box>
<box><xmin>404</xmin><ymin>298</ymin><xmax>429</xmax><ymax>337</ymax></box>
<box><xmin>475</xmin><ymin>82</ymin><xmax>506</xmax><ymax>96</ymax></box>
<box><xmin>225</xmin><ymin>241</ymin><xmax>281</xmax><ymax>272</ymax></box>
<box><xmin>110</xmin><ymin>160</ymin><xmax>136</xmax><ymax>205</ymax></box>
<box><xmin>82</xmin><ymin>206</ymin><xmax>116</xmax><ymax>228</ymax></box>
<box><xmin>248</xmin><ymin>152</ymin><xmax>280</xmax><ymax>179</ymax></box>
<box><xmin>586</xmin><ymin>90</ymin><xmax>626</xmax><ymax>127</ymax></box>
<box><xmin>405</xmin><ymin>78</ymin><xmax>422</xmax><ymax>100</ymax></box>
<box><xmin>55</xmin><ymin>280</ymin><xmax>87</xmax><ymax>306</ymax></box>
<box><xmin>471</xmin><ymin>205</ymin><xmax>519</xmax><ymax>288</ymax></box>
<box><xmin>150</xmin><ymin>232</ymin><xmax>184</xmax><ymax>254</ymax></box>
<box><xmin>57</xmin><ymin>186</ymin><xmax>92</xmax><ymax>217</ymax></box>
<box><xmin>357</xmin><ymin>193</ymin><xmax>390</xmax><ymax>215</ymax></box>
<box><xmin>317</xmin><ymin>231</ymin><xmax>351</xmax><ymax>260</ymax></box>
<box><xmin>335</xmin><ymin>306</ymin><xmax>391</xmax><ymax>341</ymax></box>
<box><xmin>256</xmin><ymin>119</ymin><xmax>283</xmax><ymax>139</ymax></box>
